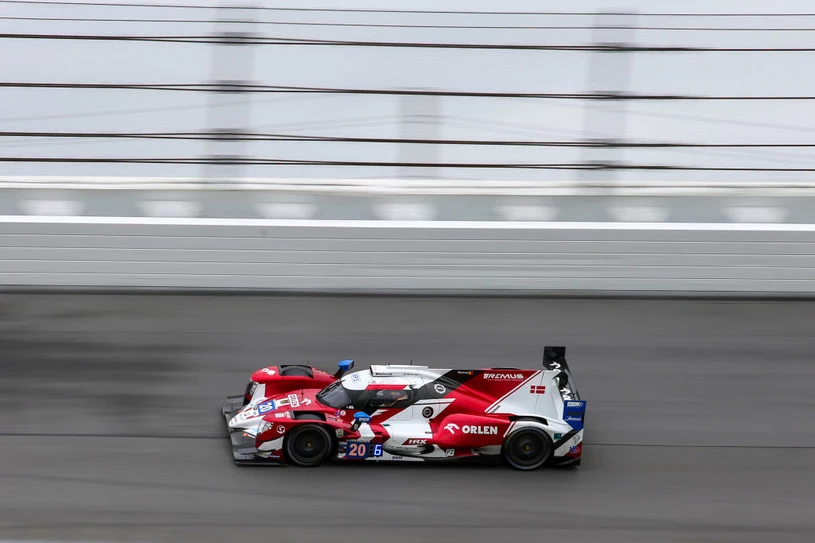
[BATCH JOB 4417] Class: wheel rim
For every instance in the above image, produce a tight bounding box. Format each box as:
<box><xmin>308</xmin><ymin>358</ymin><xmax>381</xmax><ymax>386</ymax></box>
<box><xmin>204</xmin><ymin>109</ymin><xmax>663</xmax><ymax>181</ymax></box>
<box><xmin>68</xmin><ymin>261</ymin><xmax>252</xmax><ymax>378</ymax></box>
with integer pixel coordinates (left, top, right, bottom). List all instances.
<box><xmin>509</xmin><ymin>432</ymin><xmax>546</xmax><ymax>467</ymax></box>
<box><xmin>291</xmin><ymin>428</ymin><xmax>327</xmax><ymax>462</ymax></box>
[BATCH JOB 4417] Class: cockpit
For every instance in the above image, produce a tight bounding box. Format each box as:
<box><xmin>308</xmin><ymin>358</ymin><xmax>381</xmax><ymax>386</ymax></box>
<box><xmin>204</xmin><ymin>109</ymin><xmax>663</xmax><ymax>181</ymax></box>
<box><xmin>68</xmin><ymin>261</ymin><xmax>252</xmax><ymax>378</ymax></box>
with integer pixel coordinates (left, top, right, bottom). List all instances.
<box><xmin>316</xmin><ymin>379</ymin><xmax>361</xmax><ymax>408</ymax></box>
<box><xmin>316</xmin><ymin>369</ymin><xmax>416</xmax><ymax>412</ymax></box>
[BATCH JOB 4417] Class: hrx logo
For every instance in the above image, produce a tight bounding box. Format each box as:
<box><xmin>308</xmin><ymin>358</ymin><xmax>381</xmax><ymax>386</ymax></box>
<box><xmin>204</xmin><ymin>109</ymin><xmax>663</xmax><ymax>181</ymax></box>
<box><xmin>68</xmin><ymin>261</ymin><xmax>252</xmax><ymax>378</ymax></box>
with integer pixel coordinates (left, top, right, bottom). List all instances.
<box><xmin>404</xmin><ymin>438</ymin><xmax>428</xmax><ymax>445</ymax></box>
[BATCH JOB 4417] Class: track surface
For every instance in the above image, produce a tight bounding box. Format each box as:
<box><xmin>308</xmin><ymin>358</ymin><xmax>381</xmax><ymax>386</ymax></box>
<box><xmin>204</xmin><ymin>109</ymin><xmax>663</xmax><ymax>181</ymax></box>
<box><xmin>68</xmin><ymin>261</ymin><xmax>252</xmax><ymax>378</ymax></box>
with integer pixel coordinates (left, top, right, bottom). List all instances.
<box><xmin>1</xmin><ymin>294</ymin><xmax>813</xmax><ymax>542</ymax></box>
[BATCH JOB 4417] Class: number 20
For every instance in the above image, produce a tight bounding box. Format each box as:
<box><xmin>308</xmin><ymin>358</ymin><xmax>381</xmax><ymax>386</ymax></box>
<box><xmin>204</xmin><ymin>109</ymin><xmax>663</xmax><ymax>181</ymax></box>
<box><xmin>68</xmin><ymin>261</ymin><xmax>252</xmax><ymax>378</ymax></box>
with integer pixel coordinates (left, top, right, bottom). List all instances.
<box><xmin>348</xmin><ymin>442</ymin><xmax>367</xmax><ymax>458</ymax></box>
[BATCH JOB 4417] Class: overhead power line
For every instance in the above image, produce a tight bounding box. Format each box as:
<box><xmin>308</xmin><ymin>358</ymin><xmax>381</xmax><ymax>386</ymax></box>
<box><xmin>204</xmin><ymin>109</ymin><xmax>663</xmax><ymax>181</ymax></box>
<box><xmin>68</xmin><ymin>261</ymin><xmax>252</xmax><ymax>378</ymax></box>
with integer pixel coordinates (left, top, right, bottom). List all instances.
<box><xmin>4</xmin><ymin>82</ymin><xmax>815</xmax><ymax>101</ymax></box>
<box><xmin>6</xmin><ymin>32</ymin><xmax>815</xmax><ymax>52</ymax></box>
<box><xmin>5</xmin><ymin>130</ymin><xmax>815</xmax><ymax>148</ymax></box>
<box><xmin>0</xmin><ymin>156</ymin><xmax>589</xmax><ymax>169</ymax></box>
<box><xmin>3</xmin><ymin>156</ymin><xmax>815</xmax><ymax>172</ymax></box>
<box><xmin>3</xmin><ymin>1</ymin><xmax>815</xmax><ymax>17</ymax></box>
<box><xmin>0</xmin><ymin>81</ymin><xmax>602</xmax><ymax>97</ymax></box>
<box><xmin>5</xmin><ymin>100</ymin><xmax>814</xmax><ymax>136</ymax></box>
<box><xmin>7</xmin><ymin>16</ymin><xmax>815</xmax><ymax>32</ymax></box>
<box><xmin>0</xmin><ymin>94</ymin><xmax>341</xmax><ymax>124</ymax></box>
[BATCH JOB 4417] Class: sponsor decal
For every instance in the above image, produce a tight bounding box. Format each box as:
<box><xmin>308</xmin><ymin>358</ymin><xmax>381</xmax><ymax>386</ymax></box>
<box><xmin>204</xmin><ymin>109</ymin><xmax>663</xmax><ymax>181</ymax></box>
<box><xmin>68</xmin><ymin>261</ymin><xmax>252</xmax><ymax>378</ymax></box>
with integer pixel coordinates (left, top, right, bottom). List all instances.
<box><xmin>302</xmin><ymin>398</ymin><xmax>312</xmax><ymax>406</ymax></box>
<box><xmin>456</xmin><ymin>370</ymin><xmax>475</xmax><ymax>375</ymax></box>
<box><xmin>445</xmin><ymin>449</ymin><xmax>455</xmax><ymax>457</ymax></box>
<box><xmin>404</xmin><ymin>438</ymin><xmax>428</xmax><ymax>446</ymax></box>
<box><xmin>287</xmin><ymin>394</ymin><xmax>300</xmax><ymax>408</ymax></box>
<box><xmin>351</xmin><ymin>373</ymin><xmax>361</xmax><ymax>382</ymax></box>
<box><xmin>391</xmin><ymin>455</ymin><xmax>403</xmax><ymax>460</ymax></box>
<box><xmin>530</xmin><ymin>385</ymin><xmax>546</xmax><ymax>394</ymax></box>
<box><xmin>257</xmin><ymin>400</ymin><xmax>276</xmax><ymax>414</ymax></box>
<box><xmin>274</xmin><ymin>412</ymin><xmax>289</xmax><ymax>418</ymax></box>
<box><xmin>422</xmin><ymin>406</ymin><xmax>434</xmax><ymax>418</ymax></box>
<box><xmin>484</xmin><ymin>373</ymin><xmax>524</xmax><ymax>380</ymax></box>
<box><xmin>563</xmin><ymin>399</ymin><xmax>587</xmax><ymax>430</ymax></box>
<box><xmin>276</xmin><ymin>425</ymin><xmax>286</xmax><ymax>434</ymax></box>
<box><xmin>261</xmin><ymin>368</ymin><xmax>276</xmax><ymax>375</ymax></box>
<box><xmin>335</xmin><ymin>429</ymin><xmax>344</xmax><ymax>438</ymax></box>
<box><xmin>340</xmin><ymin>410</ymin><xmax>347</xmax><ymax>416</ymax></box>
<box><xmin>462</xmin><ymin>425</ymin><xmax>498</xmax><ymax>435</ymax></box>
<box><xmin>434</xmin><ymin>383</ymin><xmax>446</xmax><ymax>394</ymax></box>
<box><xmin>444</xmin><ymin>422</ymin><xmax>460</xmax><ymax>434</ymax></box>
<box><xmin>346</xmin><ymin>441</ymin><xmax>383</xmax><ymax>459</ymax></box>
<box><xmin>554</xmin><ymin>432</ymin><xmax>563</xmax><ymax>440</ymax></box>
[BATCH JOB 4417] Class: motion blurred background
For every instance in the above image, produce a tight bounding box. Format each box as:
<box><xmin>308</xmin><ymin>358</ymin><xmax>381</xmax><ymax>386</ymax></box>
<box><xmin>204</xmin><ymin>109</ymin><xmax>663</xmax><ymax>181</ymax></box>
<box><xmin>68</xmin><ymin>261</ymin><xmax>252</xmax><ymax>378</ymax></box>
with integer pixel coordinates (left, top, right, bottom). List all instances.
<box><xmin>1</xmin><ymin>1</ymin><xmax>814</xmax><ymax>542</ymax></box>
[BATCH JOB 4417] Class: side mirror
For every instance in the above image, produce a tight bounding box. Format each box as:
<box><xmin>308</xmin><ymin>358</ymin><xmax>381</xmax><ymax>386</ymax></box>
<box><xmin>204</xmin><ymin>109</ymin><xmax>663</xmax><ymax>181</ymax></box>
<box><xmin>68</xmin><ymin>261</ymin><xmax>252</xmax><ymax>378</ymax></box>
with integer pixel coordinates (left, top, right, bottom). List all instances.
<box><xmin>334</xmin><ymin>359</ymin><xmax>355</xmax><ymax>379</ymax></box>
<box><xmin>350</xmin><ymin>411</ymin><xmax>371</xmax><ymax>432</ymax></box>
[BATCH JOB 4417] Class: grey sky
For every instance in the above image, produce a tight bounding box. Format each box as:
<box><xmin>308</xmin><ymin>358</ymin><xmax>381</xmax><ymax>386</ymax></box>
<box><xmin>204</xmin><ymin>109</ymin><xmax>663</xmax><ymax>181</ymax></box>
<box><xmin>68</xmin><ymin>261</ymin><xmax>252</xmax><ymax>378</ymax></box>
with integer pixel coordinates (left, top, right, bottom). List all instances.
<box><xmin>3</xmin><ymin>0</ymin><xmax>815</xmax><ymax>182</ymax></box>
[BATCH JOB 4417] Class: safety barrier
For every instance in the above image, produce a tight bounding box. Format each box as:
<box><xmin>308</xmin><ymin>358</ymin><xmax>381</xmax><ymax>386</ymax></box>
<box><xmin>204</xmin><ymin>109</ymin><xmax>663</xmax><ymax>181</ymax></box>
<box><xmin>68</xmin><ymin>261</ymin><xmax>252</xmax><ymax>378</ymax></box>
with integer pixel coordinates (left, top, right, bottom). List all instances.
<box><xmin>1</xmin><ymin>176</ymin><xmax>813</xmax><ymax>223</ymax></box>
<box><xmin>1</xmin><ymin>217</ymin><xmax>814</xmax><ymax>294</ymax></box>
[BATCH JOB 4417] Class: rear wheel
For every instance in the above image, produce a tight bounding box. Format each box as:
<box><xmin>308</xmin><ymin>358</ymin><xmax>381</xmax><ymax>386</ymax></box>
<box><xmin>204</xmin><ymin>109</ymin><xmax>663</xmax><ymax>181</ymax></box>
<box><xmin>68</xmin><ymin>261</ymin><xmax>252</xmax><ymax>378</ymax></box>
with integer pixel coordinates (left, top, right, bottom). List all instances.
<box><xmin>501</xmin><ymin>428</ymin><xmax>553</xmax><ymax>471</ymax></box>
<box><xmin>285</xmin><ymin>424</ymin><xmax>332</xmax><ymax>467</ymax></box>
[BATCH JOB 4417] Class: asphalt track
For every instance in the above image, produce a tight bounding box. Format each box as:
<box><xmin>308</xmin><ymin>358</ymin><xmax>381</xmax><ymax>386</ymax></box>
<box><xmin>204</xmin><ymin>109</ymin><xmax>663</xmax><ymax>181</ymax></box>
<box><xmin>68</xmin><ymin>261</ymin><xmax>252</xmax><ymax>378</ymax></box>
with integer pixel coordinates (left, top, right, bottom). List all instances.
<box><xmin>0</xmin><ymin>293</ymin><xmax>813</xmax><ymax>542</ymax></box>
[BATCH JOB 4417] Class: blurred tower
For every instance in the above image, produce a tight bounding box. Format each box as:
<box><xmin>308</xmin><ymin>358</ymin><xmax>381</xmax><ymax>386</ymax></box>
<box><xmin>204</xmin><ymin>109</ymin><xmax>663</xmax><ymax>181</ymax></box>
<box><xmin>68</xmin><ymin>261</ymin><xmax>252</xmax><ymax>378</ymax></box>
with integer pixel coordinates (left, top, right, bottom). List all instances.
<box><xmin>202</xmin><ymin>4</ymin><xmax>257</xmax><ymax>182</ymax></box>
<box><xmin>579</xmin><ymin>12</ymin><xmax>637</xmax><ymax>182</ymax></box>
<box><xmin>398</xmin><ymin>90</ymin><xmax>441</xmax><ymax>179</ymax></box>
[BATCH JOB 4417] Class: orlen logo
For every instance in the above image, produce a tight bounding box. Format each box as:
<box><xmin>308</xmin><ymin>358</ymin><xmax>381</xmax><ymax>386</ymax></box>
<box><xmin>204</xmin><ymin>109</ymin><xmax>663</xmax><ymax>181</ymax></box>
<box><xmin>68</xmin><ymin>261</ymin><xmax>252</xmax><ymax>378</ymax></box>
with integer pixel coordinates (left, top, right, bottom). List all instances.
<box><xmin>483</xmin><ymin>373</ymin><xmax>524</xmax><ymax>380</ymax></box>
<box><xmin>444</xmin><ymin>423</ymin><xmax>499</xmax><ymax>435</ymax></box>
<box><xmin>462</xmin><ymin>425</ymin><xmax>499</xmax><ymax>435</ymax></box>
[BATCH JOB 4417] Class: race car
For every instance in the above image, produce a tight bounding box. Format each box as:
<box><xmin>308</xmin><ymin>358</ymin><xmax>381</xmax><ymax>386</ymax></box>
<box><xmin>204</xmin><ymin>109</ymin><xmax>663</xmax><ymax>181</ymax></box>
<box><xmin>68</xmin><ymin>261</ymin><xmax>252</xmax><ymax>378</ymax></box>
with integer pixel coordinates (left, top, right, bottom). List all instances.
<box><xmin>221</xmin><ymin>346</ymin><xmax>585</xmax><ymax>470</ymax></box>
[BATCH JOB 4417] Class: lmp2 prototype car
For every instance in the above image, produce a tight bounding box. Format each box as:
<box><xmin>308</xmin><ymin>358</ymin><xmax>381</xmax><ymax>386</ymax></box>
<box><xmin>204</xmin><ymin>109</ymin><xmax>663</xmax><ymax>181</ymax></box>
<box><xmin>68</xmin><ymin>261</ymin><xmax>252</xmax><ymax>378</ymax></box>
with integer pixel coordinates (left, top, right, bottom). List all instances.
<box><xmin>222</xmin><ymin>346</ymin><xmax>585</xmax><ymax>470</ymax></box>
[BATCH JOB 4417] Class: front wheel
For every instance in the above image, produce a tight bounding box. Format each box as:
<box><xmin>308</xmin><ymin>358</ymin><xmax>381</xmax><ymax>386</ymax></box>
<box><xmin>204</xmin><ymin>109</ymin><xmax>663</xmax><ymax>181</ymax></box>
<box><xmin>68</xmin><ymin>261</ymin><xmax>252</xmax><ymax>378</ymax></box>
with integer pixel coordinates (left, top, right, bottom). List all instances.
<box><xmin>501</xmin><ymin>428</ymin><xmax>553</xmax><ymax>471</ymax></box>
<box><xmin>284</xmin><ymin>424</ymin><xmax>333</xmax><ymax>467</ymax></box>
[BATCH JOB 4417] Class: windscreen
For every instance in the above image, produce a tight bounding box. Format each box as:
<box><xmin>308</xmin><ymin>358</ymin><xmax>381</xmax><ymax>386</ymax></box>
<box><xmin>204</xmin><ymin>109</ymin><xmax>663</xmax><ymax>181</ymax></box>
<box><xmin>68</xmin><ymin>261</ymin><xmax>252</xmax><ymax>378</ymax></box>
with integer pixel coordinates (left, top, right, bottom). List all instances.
<box><xmin>316</xmin><ymin>380</ymin><xmax>360</xmax><ymax>408</ymax></box>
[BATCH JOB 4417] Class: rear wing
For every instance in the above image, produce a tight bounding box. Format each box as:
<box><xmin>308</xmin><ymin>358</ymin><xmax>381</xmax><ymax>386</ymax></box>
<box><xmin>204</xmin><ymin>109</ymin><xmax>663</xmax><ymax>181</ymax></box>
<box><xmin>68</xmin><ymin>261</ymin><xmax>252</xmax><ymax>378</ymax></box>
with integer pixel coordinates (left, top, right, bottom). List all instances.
<box><xmin>543</xmin><ymin>346</ymin><xmax>581</xmax><ymax>401</ymax></box>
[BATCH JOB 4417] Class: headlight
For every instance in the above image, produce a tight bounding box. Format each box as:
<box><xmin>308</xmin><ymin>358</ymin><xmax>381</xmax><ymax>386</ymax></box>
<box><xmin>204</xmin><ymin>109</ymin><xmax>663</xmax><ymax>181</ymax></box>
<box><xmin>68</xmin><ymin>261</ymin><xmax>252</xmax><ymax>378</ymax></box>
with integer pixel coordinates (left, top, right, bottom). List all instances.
<box><xmin>258</xmin><ymin>420</ymin><xmax>273</xmax><ymax>434</ymax></box>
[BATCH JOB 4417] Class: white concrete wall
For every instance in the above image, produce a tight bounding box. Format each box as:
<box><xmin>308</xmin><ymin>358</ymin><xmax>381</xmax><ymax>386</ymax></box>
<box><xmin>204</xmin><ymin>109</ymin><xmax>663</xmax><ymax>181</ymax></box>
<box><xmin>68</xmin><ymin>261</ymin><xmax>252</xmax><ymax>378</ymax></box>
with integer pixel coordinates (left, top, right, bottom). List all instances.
<box><xmin>2</xmin><ymin>217</ymin><xmax>814</xmax><ymax>294</ymax></box>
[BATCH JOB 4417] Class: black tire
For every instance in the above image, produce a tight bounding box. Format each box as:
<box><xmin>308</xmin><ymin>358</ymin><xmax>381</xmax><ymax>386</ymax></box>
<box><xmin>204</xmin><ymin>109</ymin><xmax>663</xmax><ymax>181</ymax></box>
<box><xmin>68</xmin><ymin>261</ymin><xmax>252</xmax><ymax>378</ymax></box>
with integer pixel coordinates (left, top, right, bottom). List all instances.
<box><xmin>284</xmin><ymin>424</ymin><xmax>333</xmax><ymax>467</ymax></box>
<box><xmin>501</xmin><ymin>427</ymin><xmax>553</xmax><ymax>471</ymax></box>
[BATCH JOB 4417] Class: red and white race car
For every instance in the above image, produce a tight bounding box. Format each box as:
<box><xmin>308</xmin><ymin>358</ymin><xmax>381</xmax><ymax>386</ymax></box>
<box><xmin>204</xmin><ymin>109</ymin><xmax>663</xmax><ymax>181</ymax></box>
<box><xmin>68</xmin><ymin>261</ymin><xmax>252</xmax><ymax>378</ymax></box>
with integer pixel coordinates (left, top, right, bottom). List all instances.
<box><xmin>222</xmin><ymin>346</ymin><xmax>585</xmax><ymax>470</ymax></box>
